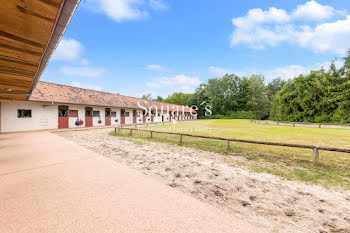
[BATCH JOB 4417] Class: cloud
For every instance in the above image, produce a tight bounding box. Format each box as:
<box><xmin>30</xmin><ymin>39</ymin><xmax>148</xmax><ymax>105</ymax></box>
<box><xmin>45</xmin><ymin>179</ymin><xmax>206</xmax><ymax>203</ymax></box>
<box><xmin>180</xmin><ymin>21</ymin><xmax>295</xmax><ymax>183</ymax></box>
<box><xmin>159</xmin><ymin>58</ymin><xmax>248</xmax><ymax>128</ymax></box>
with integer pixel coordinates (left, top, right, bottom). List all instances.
<box><xmin>145</xmin><ymin>64</ymin><xmax>168</xmax><ymax>71</ymax></box>
<box><xmin>87</xmin><ymin>0</ymin><xmax>166</xmax><ymax>22</ymax></box>
<box><xmin>52</xmin><ymin>39</ymin><xmax>84</xmax><ymax>62</ymax></box>
<box><xmin>59</xmin><ymin>66</ymin><xmax>107</xmax><ymax>78</ymax></box>
<box><xmin>146</xmin><ymin>74</ymin><xmax>201</xmax><ymax>94</ymax></box>
<box><xmin>230</xmin><ymin>1</ymin><xmax>349</xmax><ymax>54</ymax></box>
<box><xmin>149</xmin><ymin>0</ymin><xmax>167</xmax><ymax>10</ymax></box>
<box><xmin>296</xmin><ymin>16</ymin><xmax>350</xmax><ymax>54</ymax></box>
<box><xmin>261</xmin><ymin>60</ymin><xmax>344</xmax><ymax>81</ymax></box>
<box><xmin>208</xmin><ymin>66</ymin><xmax>234</xmax><ymax>76</ymax></box>
<box><xmin>292</xmin><ymin>0</ymin><xmax>338</xmax><ymax>20</ymax></box>
<box><xmin>232</xmin><ymin>7</ymin><xmax>290</xmax><ymax>30</ymax></box>
<box><xmin>71</xmin><ymin>82</ymin><xmax>103</xmax><ymax>91</ymax></box>
<box><xmin>212</xmin><ymin>60</ymin><xmax>344</xmax><ymax>82</ymax></box>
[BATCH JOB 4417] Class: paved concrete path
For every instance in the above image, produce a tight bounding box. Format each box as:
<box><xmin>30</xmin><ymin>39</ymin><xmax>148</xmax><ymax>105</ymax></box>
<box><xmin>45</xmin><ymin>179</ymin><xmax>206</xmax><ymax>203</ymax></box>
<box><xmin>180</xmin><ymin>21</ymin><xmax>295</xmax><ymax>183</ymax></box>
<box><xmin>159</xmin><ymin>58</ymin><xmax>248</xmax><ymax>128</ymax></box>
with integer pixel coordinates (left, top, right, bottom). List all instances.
<box><xmin>0</xmin><ymin>131</ymin><xmax>266</xmax><ymax>233</ymax></box>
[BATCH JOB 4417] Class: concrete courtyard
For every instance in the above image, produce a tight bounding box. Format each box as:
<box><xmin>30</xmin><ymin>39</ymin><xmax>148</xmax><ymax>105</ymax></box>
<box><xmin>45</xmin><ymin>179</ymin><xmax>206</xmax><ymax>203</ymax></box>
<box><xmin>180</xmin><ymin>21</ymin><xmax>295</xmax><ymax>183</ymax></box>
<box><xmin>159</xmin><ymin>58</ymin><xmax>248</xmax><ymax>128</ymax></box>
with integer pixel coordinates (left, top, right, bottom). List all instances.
<box><xmin>0</xmin><ymin>130</ymin><xmax>264</xmax><ymax>233</ymax></box>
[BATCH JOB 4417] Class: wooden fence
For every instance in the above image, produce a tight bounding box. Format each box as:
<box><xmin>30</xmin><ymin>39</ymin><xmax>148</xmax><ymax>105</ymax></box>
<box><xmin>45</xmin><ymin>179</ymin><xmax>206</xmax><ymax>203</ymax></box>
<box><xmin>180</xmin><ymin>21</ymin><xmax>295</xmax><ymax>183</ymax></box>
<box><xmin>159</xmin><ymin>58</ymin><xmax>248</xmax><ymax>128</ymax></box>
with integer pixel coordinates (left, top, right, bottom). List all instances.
<box><xmin>115</xmin><ymin>126</ymin><xmax>350</xmax><ymax>165</ymax></box>
<box><xmin>253</xmin><ymin>120</ymin><xmax>350</xmax><ymax>129</ymax></box>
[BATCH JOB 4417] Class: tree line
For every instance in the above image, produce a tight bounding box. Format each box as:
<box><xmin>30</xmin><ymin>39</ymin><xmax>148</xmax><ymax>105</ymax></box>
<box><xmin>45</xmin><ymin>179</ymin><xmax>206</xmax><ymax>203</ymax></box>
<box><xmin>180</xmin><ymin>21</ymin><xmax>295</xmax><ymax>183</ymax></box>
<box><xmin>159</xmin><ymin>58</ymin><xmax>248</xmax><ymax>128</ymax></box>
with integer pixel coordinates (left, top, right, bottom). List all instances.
<box><xmin>152</xmin><ymin>51</ymin><xmax>350</xmax><ymax>123</ymax></box>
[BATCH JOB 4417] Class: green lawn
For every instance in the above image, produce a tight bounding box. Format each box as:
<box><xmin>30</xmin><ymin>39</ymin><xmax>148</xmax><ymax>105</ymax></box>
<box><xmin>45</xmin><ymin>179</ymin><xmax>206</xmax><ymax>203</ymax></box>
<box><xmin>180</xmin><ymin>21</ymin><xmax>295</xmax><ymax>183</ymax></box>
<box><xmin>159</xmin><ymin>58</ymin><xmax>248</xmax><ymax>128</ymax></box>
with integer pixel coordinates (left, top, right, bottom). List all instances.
<box><xmin>111</xmin><ymin>119</ymin><xmax>350</xmax><ymax>190</ymax></box>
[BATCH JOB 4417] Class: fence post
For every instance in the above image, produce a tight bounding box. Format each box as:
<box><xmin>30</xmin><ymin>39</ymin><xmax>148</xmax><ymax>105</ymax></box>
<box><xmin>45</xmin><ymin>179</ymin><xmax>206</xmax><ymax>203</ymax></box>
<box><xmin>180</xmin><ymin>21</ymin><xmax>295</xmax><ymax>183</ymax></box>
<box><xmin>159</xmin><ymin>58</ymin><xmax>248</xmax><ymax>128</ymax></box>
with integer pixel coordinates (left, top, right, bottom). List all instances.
<box><xmin>319</xmin><ymin>124</ymin><xmax>321</xmax><ymax>128</ymax></box>
<box><xmin>150</xmin><ymin>131</ymin><xmax>153</xmax><ymax>138</ymax></box>
<box><xmin>313</xmin><ymin>147</ymin><xmax>319</xmax><ymax>165</ymax></box>
<box><xmin>227</xmin><ymin>140</ymin><xmax>230</xmax><ymax>151</ymax></box>
<box><xmin>180</xmin><ymin>134</ymin><xmax>183</xmax><ymax>144</ymax></box>
<box><xmin>130</xmin><ymin>129</ymin><xmax>132</xmax><ymax>136</ymax></box>
<box><xmin>114</xmin><ymin>127</ymin><xmax>116</xmax><ymax>134</ymax></box>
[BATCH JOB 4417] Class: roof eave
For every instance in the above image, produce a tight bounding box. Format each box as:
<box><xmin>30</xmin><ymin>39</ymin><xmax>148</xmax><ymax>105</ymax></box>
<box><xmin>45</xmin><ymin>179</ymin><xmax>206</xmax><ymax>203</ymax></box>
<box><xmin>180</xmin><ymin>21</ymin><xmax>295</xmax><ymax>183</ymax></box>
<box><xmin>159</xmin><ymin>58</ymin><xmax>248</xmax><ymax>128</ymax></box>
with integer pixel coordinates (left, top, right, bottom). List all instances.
<box><xmin>28</xmin><ymin>0</ymin><xmax>81</xmax><ymax>99</ymax></box>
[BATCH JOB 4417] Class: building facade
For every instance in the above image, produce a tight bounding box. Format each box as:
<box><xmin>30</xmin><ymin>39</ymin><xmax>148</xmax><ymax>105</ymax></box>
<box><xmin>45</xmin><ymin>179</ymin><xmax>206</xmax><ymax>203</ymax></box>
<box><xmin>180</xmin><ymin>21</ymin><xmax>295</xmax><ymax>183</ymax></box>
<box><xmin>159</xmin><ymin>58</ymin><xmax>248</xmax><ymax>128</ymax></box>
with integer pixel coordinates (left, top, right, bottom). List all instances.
<box><xmin>0</xmin><ymin>82</ymin><xmax>197</xmax><ymax>133</ymax></box>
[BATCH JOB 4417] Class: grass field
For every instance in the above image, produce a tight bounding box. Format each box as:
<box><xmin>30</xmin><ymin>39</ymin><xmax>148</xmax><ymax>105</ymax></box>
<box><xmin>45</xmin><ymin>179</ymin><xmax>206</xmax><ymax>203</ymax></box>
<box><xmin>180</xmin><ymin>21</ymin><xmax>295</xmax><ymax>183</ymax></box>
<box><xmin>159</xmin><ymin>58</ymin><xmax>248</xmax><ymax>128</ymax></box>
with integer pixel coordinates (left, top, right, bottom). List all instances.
<box><xmin>111</xmin><ymin>119</ymin><xmax>350</xmax><ymax>190</ymax></box>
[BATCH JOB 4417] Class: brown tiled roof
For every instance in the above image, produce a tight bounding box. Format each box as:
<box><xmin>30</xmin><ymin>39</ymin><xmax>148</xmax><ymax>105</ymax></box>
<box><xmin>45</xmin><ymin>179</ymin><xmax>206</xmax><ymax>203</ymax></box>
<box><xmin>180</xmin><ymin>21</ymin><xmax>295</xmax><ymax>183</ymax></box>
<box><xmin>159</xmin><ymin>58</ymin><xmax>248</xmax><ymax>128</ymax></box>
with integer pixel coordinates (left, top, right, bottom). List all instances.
<box><xmin>29</xmin><ymin>81</ymin><xmax>195</xmax><ymax>113</ymax></box>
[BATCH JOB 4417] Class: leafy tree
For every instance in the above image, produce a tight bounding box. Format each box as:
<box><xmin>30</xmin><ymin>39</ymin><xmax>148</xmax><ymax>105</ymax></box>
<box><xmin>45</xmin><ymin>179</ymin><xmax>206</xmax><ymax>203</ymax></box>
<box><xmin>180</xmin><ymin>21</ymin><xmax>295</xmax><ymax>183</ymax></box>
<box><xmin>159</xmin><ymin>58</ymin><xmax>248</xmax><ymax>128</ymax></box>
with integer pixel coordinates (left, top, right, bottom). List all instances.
<box><xmin>187</xmin><ymin>84</ymin><xmax>210</xmax><ymax>118</ymax></box>
<box><xmin>154</xmin><ymin>96</ymin><xmax>163</xmax><ymax>102</ymax></box>
<box><xmin>205</xmin><ymin>74</ymin><xmax>240</xmax><ymax>114</ymax></box>
<box><xmin>162</xmin><ymin>92</ymin><xmax>193</xmax><ymax>106</ymax></box>
<box><xmin>267</xmin><ymin>77</ymin><xmax>287</xmax><ymax>102</ymax></box>
<box><xmin>270</xmin><ymin>50</ymin><xmax>350</xmax><ymax>123</ymax></box>
<box><xmin>246</xmin><ymin>74</ymin><xmax>269</xmax><ymax>119</ymax></box>
<box><xmin>141</xmin><ymin>93</ymin><xmax>152</xmax><ymax>100</ymax></box>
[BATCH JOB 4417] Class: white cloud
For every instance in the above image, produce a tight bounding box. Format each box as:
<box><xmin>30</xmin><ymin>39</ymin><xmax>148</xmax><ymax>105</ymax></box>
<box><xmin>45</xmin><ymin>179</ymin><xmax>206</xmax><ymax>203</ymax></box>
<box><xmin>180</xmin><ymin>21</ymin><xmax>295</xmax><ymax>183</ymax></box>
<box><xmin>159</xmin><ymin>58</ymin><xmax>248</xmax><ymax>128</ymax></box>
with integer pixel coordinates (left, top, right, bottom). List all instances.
<box><xmin>261</xmin><ymin>60</ymin><xmax>344</xmax><ymax>81</ymax></box>
<box><xmin>296</xmin><ymin>16</ymin><xmax>350</xmax><ymax>54</ymax></box>
<box><xmin>145</xmin><ymin>64</ymin><xmax>168</xmax><ymax>71</ymax></box>
<box><xmin>261</xmin><ymin>65</ymin><xmax>311</xmax><ymax>81</ymax></box>
<box><xmin>60</xmin><ymin>66</ymin><xmax>107</xmax><ymax>78</ymax></box>
<box><xmin>292</xmin><ymin>0</ymin><xmax>338</xmax><ymax>20</ymax></box>
<box><xmin>212</xmin><ymin>60</ymin><xmax>344</xmax><ymax>82</ymax></box>
<box><xmin>232</xmin><ymin>7</ymin><xmax>290</xmax><ymax>30</ymax></box>
<box><xmin>71</xmin><ymin>82</ymin><xmax>103</xmax><ymax>91</ymax></box>
<box><xmin>231</xmin><ymin>1</ymin><xmax>349</xmax><ymax>54</ymax></box>
<box><xmin>52</xmin><ymin>39</ymin><xmax>83</xmax><ymax>62</ymax></box>
<box><xmin>149</xmin><ymin>0</ymin><xmax>166</xmax><ymax>10</ymax></box>
<box><xmin>208</xmin><ymin>66</ymin><xmax>234</xmax><ymax>76</ymax></box>
<box><xmin>87</xmin><ymin>0</ymin><xmax>166</xmax><ymax>22</ymax></box>
<box><xmin>146</xmin><ymin>74</ymin><xmax>200</xmax><ymax>94</ymax></box>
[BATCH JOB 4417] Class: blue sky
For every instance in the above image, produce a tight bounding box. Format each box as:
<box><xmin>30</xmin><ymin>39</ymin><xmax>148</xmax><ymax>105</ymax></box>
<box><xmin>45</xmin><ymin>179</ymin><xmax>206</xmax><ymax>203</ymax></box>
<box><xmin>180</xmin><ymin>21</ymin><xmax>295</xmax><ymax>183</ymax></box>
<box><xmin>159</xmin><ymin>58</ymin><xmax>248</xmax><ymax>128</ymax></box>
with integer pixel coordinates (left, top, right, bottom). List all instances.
<box><xmin>42</xmin><ymin>0</ymin><xmax>350</xmax><ymax>98</ymax></box>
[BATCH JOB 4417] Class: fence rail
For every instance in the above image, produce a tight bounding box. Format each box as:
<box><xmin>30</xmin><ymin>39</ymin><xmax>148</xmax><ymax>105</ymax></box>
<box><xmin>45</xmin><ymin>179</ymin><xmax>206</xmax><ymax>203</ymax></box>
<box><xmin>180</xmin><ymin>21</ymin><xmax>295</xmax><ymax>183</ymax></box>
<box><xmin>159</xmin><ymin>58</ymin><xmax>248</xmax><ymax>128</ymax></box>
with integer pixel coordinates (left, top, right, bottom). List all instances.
<box><xmin>115</xmin><ymin>126</ymin><xmax>350</xmax><ymax>165</ymax></box>
<box><xmin>253</xmin><ymin>120</ymin><xmax>350</xmax><ymax>129</ymax></box>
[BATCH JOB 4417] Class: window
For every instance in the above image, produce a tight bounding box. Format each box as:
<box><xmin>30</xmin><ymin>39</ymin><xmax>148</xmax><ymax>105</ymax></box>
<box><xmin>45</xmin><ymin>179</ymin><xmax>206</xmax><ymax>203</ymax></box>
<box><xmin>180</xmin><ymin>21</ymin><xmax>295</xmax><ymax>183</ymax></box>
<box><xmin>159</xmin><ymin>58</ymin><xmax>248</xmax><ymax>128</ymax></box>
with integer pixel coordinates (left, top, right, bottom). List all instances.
<box><xmin>111</xmin><ymin>111</ymin><xmax>116</xmax><ymax>117</ymax></box>
<box><xmin>18</xmin><ymin>109</ymin><xmax>32</xmax><ymax>118</ymax></box>
<box><xmin>85</xmin><ymin>107</ymin><xmax>93</xmax><ymax>117</ymax></box>
<box><xmin>93</xmin><ymin>111</ymin><xmax>100</xmax><ymax>117</ymax></box>
<box><xmin>69</xmin><ymin>110</ymin><xmax>78</xmax><ymax>117</ymax></box>
<box><xmin>58</xmin><ymin>106</ymin><xmax>68</xmax><ymax>117</ymax></box>
<box><xmin>133</xmin><ymin>110</ymin><xmax>137</xmax><ymax>117</ymax></box>
<box><xmin>121</xmin><ymin>109</ymin><xmax>125</xmax><ymax>117</ymax></box>
<box><xmin>105</xmin><ymin>108</ymin><xmax>111</xmax><ymax>117</ymax></box>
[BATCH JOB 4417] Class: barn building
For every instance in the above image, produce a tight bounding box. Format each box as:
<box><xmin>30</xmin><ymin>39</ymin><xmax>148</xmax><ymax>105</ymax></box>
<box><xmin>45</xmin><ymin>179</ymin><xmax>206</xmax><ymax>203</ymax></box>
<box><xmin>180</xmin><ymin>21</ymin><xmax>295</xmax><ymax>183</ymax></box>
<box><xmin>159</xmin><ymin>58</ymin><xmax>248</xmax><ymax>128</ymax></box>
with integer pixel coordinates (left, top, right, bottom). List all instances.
<box><xmin>0</xmin><ymin>0</ymin><xmax>196</xmax><ymax>134</ymax></box>
<box><xmin>0</xmin><ymin>81</ymin><xmax>196</xmax><ymax>133</ymax></box>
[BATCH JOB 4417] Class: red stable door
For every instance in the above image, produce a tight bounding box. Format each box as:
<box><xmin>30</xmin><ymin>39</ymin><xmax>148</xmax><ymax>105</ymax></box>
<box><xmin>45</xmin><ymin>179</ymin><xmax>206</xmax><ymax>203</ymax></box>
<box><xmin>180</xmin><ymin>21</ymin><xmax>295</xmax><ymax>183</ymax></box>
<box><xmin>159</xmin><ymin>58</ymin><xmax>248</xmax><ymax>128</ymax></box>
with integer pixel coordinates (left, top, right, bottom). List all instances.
<box><xmin>58</xmin><ymin>106</ymin><xmax>69</xmax><ymax>129</ymax></box>
<box><xmin>85</xmin><ymin>107</ymin><xmax>93</xmax><ymax>127</ymax></box>
<box><xmin>121</xmin><ymin>116</ymin><xmax>125</xmax><ymax>125</ymax></box>
<box><xmin>133</xmin><ymin>110</ymin><xmax>137</xmax><ymax>124</ymax></box>
<box><xmin>143</xmin><ymin>116</ymin><xmax>146</xmax><ymax>123</ymax></box>
<box><xmin>105</xmin><ymin>108</ymin><xmax>111</xmax><ymax>126</ymax></box>
<box><xmin>151</xmin><ymin>116</ymin><xmax>154</xmax><ymax>122</ymax></box>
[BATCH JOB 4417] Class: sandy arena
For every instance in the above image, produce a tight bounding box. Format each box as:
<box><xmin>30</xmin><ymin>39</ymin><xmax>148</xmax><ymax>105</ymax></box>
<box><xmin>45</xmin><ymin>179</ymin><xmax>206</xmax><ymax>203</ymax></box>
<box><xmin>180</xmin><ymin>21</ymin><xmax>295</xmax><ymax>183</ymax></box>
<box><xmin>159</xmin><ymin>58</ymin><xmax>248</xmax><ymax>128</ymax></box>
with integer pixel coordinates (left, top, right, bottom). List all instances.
<box><xmin>56</xmin><ymin>128</ymin><xmax>350</xmax><ymax>233</ymax></box>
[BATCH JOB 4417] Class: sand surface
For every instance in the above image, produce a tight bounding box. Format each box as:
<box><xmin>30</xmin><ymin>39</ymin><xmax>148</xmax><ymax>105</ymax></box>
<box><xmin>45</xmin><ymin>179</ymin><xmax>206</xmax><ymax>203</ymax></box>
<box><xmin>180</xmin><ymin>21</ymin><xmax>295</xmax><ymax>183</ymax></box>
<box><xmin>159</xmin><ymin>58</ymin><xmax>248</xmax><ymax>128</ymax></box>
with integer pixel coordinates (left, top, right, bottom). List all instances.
<box><xmin>56</xmin><ymin>128</ymin><xmax>350</xmax><ymax>233</ymax></box>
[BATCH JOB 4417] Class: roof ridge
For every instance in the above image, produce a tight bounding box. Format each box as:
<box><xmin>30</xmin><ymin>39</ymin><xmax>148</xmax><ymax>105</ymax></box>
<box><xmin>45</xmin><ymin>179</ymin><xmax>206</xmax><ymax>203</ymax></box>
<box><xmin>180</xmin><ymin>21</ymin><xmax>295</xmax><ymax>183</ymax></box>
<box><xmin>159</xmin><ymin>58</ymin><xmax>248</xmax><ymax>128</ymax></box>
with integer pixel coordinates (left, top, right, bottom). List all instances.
<box><xmin>38</xmin><ymin>81</ymin><xmax>190</xmax><ymax>109</ymax></box>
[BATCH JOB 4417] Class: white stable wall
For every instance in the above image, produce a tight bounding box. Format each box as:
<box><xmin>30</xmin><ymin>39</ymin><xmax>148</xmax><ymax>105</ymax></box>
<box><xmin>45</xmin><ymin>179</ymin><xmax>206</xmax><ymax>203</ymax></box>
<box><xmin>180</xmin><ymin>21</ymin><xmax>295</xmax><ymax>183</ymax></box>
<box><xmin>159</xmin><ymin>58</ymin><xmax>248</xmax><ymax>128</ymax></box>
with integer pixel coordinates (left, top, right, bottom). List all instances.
<box><xmin>0</xmin><ymin>100</ymin><xmax>196</xmax><ymax>133</ymax></box>
<box><xmin>68</xmin><ymin>104</ymin><xmax>86</xmax><ymax>128</ymax></box>
<box><xmin>0</xmin><ymin>100</ymin><xmax>58</xmax><ymax>133</ymax></box>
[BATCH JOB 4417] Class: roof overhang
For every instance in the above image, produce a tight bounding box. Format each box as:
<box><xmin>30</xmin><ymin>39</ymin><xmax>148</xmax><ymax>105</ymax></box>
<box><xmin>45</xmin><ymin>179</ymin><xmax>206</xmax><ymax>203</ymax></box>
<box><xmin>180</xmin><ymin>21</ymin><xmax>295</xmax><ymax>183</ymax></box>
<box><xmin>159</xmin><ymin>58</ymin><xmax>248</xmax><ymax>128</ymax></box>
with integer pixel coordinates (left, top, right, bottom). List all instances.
<box><xmin>0</xmin><ymin>0</ymin><xmax>80</xmax><ymax>101</ymax></box>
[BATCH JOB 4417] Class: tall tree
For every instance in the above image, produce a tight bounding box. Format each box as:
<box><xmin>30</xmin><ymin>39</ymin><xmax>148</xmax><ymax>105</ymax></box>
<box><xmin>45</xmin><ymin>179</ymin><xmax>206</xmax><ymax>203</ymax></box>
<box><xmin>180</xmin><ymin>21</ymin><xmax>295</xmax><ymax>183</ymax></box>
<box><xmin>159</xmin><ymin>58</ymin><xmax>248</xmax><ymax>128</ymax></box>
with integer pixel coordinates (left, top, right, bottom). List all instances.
<box><xmin>154</xmin><ymin>96</ymin><xmax>163</xmax><ymax>102</ymax></box>
<box><xmin>246</xmin><ymin>75</ymin><xmax>269</xmax><ymax>119</ymax></box>
<box><xmin>141</xmin><ymin>93</ymin><xmax>152</xmax><ymax>100</ymax></box>
<box><xmin>162</xmin><ymin>92</ymin><xmax>193</xmax><ymax>106</ymax></box>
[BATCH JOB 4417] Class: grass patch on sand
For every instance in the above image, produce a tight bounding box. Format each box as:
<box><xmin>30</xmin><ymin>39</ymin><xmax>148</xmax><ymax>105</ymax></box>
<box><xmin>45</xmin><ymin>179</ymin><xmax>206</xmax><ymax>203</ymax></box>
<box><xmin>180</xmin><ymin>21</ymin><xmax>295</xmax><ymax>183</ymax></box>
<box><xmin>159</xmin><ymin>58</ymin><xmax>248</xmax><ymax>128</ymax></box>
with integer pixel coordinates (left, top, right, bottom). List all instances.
<box><xmin>110</xmin><ymin>119</ymin><xmax>350</xmax><ymax>190</ymax></box>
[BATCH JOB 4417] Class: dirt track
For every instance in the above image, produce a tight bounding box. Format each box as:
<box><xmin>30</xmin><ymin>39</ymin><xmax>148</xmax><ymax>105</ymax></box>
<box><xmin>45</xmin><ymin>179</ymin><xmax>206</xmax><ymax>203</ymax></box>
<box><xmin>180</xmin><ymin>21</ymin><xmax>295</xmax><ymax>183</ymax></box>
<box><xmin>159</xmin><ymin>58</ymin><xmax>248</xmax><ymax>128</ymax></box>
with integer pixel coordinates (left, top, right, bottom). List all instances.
<box><xmin>56</xmin><ymin>128</ymin><xmax>350</xmax><ymax>233</ymax></box>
